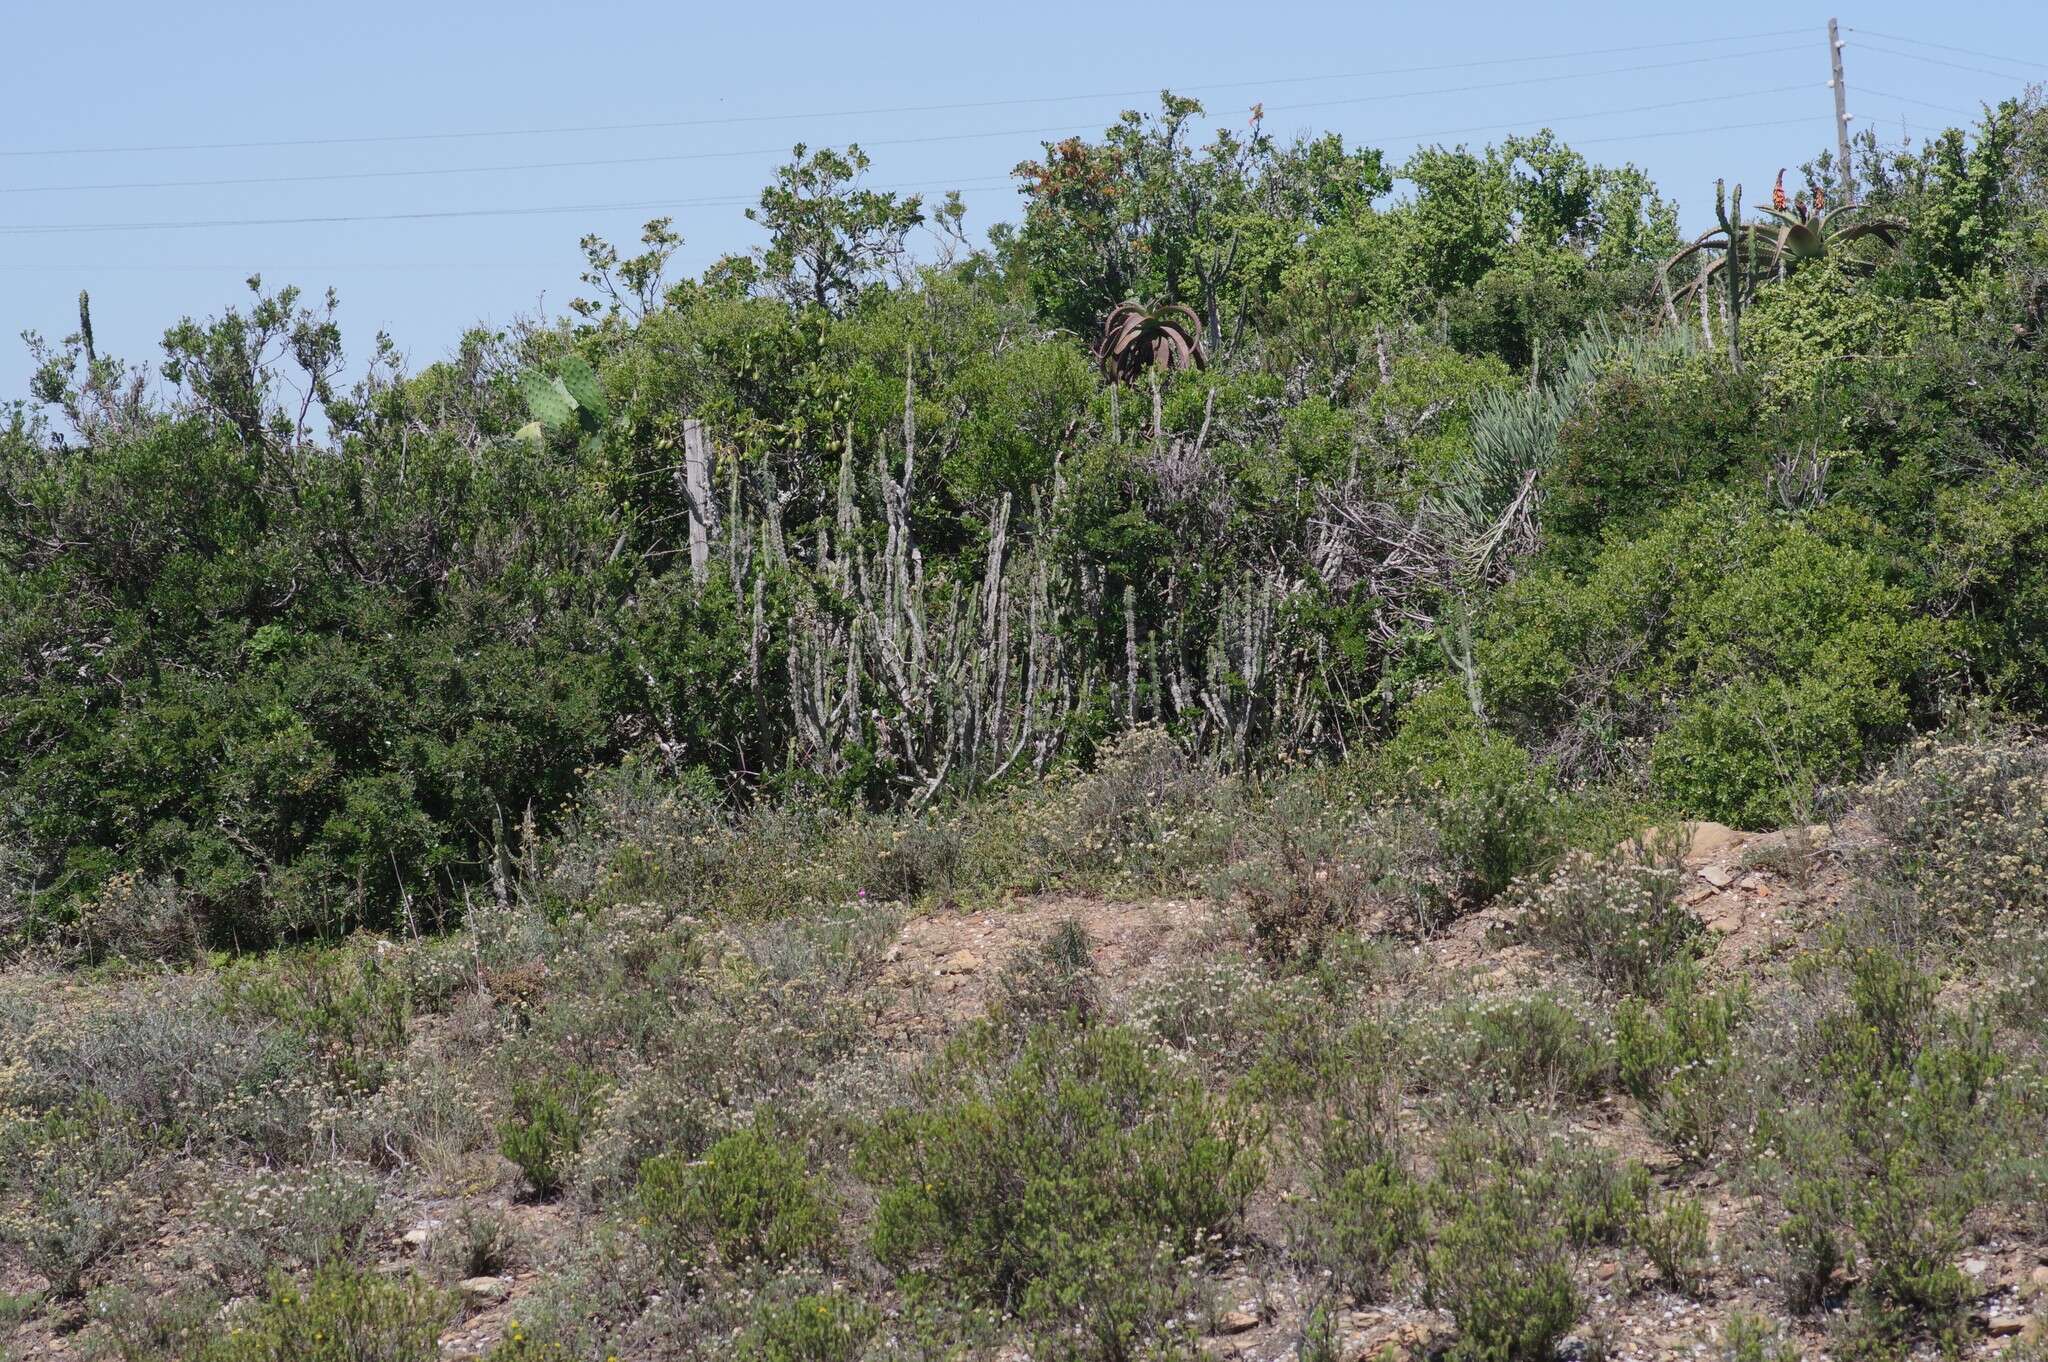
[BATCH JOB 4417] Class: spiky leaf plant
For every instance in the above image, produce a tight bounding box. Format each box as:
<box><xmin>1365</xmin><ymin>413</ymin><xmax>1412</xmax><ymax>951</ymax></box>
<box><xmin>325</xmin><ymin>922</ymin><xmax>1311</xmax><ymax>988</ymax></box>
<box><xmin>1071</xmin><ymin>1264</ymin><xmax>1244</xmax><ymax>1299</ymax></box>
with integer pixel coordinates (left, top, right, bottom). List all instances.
<box><xmin>1096</xmin><ymin>300</ymin><xmax>1207</xmax><ymax>385</ymax></box>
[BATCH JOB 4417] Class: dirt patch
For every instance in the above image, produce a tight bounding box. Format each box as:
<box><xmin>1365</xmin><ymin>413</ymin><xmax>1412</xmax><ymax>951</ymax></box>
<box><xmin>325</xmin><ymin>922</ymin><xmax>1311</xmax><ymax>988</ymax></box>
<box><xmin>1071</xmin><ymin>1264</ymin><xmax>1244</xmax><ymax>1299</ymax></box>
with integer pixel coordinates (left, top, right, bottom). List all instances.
<box><xmin>871</xmin><ymin>894</ymin><xmax>1241</xmax><ymax>1052</ymax></box>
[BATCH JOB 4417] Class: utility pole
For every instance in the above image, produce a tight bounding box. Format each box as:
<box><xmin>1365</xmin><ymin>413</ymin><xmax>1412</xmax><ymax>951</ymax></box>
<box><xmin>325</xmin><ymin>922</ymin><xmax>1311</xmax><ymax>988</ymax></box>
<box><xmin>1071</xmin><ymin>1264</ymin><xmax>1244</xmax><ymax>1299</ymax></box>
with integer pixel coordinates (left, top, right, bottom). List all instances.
<box><xmin>1829</xmin><ymin>18</ymin><xmax>1856</xmax><ymax>202</ymax></box>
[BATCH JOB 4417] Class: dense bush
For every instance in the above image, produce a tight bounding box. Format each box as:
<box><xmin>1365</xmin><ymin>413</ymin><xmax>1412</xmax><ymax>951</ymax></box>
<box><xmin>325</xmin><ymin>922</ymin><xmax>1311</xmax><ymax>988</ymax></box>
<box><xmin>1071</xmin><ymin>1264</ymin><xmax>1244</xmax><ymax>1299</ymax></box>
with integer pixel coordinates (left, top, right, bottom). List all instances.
<box><xmin>637</xmin><ymin>1126</ymin><xmax>837</xmax><ymax>1270</ymax></box>
<box><xmin>1509</xmin><ymin>833</ymin><xmax>1702</xmax><ymax>996</ymax></box>
<box><xmin>858</xmin><ymin>1020</ymin><xmax>1265</xmax><ymax>1327</ymax></box>
<box><xmin>499</xmin><ymin>1066</ymin><xmax>610</xmax><ymax>1199</ymax></box>
<box><xmin>1424</xmin><ymin>1174</ymin><xmax>1580</xmax><ymax>1362</ymax></box>
<box><xmin>195</xmin><ymin>1264</ymin><xmax>452</xmax><ymax>1362</ymax></box>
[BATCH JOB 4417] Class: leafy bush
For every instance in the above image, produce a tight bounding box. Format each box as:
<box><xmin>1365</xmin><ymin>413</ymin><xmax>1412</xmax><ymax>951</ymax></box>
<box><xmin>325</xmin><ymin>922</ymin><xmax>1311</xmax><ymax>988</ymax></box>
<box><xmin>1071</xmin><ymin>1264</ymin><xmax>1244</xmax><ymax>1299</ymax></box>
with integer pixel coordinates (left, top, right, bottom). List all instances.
<box><xmin>1412</xmin><ymin>992</ymin><xmax>1612</xmax><ymax>1108</ymax></box>
<box><xmin>858</xmin><ymin>1020</ymin><xmax>1265</xmax><ymax>1319</ymax></box>
<box><xmin>195</xmin><ymin>1264</ymin><xmax>453</xmax><ymax>1362</ymax></box>
<box><xmin>1425</xmin><ymin>1175</ymin><xmax>1580</xmax><ymax>1362</ymax></box>
<box><xmin>1381</xmin><ymin>686</ymin><xmax>1561</xmax><ymax>912</ymax></box>
<box><xmin>637</xmin><ymin>1126</ymin><xmax>837</xmax><ymax>1269</ymax></box>
<box><xmin>738</xmin><ymin>1291</ymin><xmax>879</xmax><ymax>1362</ymax></box>
<box><xmin>1299</xmin><ymin>1158</ymin><xmax>1425</xmax><ymax>1302</ymax></box>
<box><xmin>1630</xmin><ymin>1190</ymin><xmax>1711</xmax><ymax>1296</ymax></box>
<box><xmin>499</xmin><ymin>1065</ymin><xmax>610</xmax><ymax>1199</ymax></box>
<box><xmin>1509</xmin><ymin>832</ymin><xmax>1702</xmax><ymax>996</ymax></box>
<box><xmin>1614</xmin><ymin>963</ymin><xmax>1750</xmax><ymax>1159</ymax></box>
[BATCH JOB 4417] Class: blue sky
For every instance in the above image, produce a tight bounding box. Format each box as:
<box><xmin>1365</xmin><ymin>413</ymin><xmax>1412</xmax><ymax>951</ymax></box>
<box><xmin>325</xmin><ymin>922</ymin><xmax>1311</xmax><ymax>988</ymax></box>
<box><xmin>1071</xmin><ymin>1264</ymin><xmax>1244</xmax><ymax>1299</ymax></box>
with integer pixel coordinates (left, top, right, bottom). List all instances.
<box><xmin>2</xmin><ymin>0</ymin><xmax>2043</xmax><ymax>388</ymax></box>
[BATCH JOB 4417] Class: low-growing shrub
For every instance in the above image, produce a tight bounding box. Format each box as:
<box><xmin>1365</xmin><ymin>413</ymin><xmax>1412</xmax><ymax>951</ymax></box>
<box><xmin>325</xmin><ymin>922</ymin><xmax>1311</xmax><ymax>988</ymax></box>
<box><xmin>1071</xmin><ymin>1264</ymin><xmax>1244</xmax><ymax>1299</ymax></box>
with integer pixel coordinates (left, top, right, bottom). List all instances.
<box><xmin>638</xmin><ymin>1126</ymin><xmax>837</xmax><ymax>1270</ymax></box>
<box><xmin>1412</xmin><ymin>992</ymin><xmax>1612</xmax><ymax>1109</ymax></box>
<box><xmin>200</xmin><ymin>1162</ymin><xmax>385</xmax><ymax>1294</ymax></box>
<box><xmin>1510</xmin><ymin>833</ymin><xmax>1702</xmax><ymax>996</ymax></box>
<box><xmin>992</xmin><ymin>917</ymin><xmax>1101</xmax><ymax>1029</ymax></box>
<box><xmin>1614</xmin><ymin>964</ymin><xmax>1750</xmax><ymax>1159</ymax></box>
<box><xmin>858</xmin><ymin>1020</ymin><xmax>1265</xmax><ymax>1321</ymax></box>
<box><xmin>1861</xmin><ymin>732</ymin><xmax>2048</xmax><ymax>938</ymax></box>
<box><xmin>1425</xmin><ymin>1174</ymin><xmax>1581</xmax><ymax>1362</ymax></box>
<box><xmin>73</xmin><ymin>871</ymin><xmax>201</xmax><ymax>965</ymax></box>
<box><xmin>738</xmin><ymin>1290</ymin><xmax>879</xmax><ymax>1362</ymax></box>
<box><xmin>426</xmin><ymin>1205</ymin><xmax>517</xmax><ymax>1283</ymax></box>
<box><xmin>195</xmin><ymin>1264</ymin><xmax>453</xmax><ymax>1362</ymax></box>
<box><xmin>1026</xmin><ymin>726</ymin><xmax>1233</xmax><ymax>887</ymax></box>
<box><xmin>1631</xmin><ymin>1191</ymin><xmax>1711</xmax><ymax>1296</ymax></box>
<box><xmin>1299</xmin><ymin>1157</ymin><xmax>1425</xmax><ymax>1302</ymax></box>
<box><xmin>499</xmin><ymin>1065</ymin><xmax>609</xmax><ymax>1199</ymax></box>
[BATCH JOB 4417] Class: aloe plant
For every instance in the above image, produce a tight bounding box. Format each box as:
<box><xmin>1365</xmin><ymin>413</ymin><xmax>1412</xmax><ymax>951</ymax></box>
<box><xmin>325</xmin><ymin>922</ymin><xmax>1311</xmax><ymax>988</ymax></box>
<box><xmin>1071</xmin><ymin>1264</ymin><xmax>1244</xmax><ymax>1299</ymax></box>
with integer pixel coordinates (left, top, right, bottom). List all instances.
<box><xmin>1654</xmin><ymin>187</ymin><xmax>1908</xmax><ymax>323</ymax></box>
<box><xmin>1095</xmin><ymin>299</ymin><xmax>1206</xmax><ymax>385</ymax></box>
<box><xmin>1659</xmin><ymin>178</ymin><xmax>1905</xmax><ymax>324</ymax></box>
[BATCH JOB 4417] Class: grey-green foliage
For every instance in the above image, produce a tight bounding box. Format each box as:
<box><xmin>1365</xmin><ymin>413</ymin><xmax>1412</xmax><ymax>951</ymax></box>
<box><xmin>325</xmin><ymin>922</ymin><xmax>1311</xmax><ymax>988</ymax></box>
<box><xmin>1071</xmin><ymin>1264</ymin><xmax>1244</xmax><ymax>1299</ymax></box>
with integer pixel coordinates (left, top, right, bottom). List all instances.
<box><xmin>1427</xmin><ymin>324</ymin><xmax>1697</xmax><ymax>578</ymax></box>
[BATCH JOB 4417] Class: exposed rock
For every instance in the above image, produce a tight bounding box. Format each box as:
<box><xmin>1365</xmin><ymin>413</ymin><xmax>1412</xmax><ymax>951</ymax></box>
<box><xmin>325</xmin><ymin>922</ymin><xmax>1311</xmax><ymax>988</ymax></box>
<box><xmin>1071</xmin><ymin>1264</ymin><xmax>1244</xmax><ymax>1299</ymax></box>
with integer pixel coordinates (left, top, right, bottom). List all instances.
<box><xmin>1986</xmin><ymin>1313</ymin><xmax>2029</xmax><ymax>1337</ymax></box>
<box><xmin>938</xmin><ymin>949</ymin><xmax>982</xmax><ymax>975</ymax></box>
<box><xmin>460</xmin><ymin>1276</ymin><xmax>512</xmax><ymax>1306</ymax></box>
<box><xmin>1699</xmin><ymin>864</ymin><xmax>1736</xmax><ymax>889</ymax></box>
<box><xmin>1687</xmin><ymin>822</ymin><xmax>1745</xmax><ymax>858</ymax></box>
<box><xmin>1213</xmin><ymin>1310</ymin><xmax>1258</xmax><ymax>1335</ymax></box>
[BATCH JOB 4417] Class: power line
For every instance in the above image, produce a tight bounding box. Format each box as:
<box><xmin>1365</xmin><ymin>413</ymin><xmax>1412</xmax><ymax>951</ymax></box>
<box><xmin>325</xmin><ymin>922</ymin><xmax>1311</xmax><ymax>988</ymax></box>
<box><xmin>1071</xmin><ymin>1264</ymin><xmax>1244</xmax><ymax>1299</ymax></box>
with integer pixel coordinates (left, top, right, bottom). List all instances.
<box><xmin>1856</xmin><ymin>87</ymin><xmax>1983</xmax><ymax>119</ymax></box>
<box><xmin>0</xmin><ymin>29</ymin><xmax>1814</xmax><ymax>161</ymax></box>
<box><xmin>1851</xmin><ymin>40</ymin><xmax>2043</xmax><ymax>84</ymax></box>
<box><xmin>0</xmin><ymin>86</ymin><xmax>1833</xmax><ymax>240</ymax></box>
<box><xmin>1574</xmin><ymin>114</ymin><xmax>1818</xmax><ymax>146</ymax></box>
<box><xmin>1367</xmin><ymin>85</ymin><xmax>1812</xmax><ymax>148</ymax></box>
<box><xmin>1</xmin><ymin>55</ymin><xmax>1812</xmax><ymax>199</ymax></box>
<box><xmin>0</xmin><ymin>178</ymin><xmax>1018</xmax><ymax>237</ymax></box>
<box><xmin>1845</xmin><ymin>28</ymin><xmax>2048</xmax><ymax>74</ymax></box>
<box><xmin>0</xmin><ymin>107</ymin><xmax>1834</xmax><ymax>239</ymax></box>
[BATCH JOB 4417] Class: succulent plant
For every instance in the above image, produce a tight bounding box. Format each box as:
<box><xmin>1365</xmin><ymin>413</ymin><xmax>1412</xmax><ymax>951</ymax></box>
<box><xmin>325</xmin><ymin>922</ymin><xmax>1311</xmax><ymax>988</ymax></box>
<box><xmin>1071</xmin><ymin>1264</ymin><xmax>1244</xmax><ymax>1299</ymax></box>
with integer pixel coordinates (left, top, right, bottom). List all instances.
<box><xmin>1659</xmin><ymin>179</ymin><xmax>1906</xmax><ymax>317</ymax></box>
<box><xmin>1095</xmin><ymin>299</ymin><xmax>1206</xmax><ymax>385</ymax></box>
<box><xmin>516</xmin><ymin>355</ymin><xmax>612</xmax><ymax>443</ymax></box>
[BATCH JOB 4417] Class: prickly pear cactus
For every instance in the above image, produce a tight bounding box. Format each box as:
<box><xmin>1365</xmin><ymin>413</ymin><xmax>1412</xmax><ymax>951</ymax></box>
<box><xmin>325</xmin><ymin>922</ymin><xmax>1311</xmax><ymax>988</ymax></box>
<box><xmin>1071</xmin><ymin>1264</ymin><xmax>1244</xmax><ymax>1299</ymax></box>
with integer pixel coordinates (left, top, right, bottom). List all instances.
<box><xmin>520</xmin><ymin>369</ymin><xmax>578</xmax><ymax>432</ymax></box>
<box><xmin>553</xmin><ymin>355</ymin><xmax>609</xmax><ymax>424</ymax></box>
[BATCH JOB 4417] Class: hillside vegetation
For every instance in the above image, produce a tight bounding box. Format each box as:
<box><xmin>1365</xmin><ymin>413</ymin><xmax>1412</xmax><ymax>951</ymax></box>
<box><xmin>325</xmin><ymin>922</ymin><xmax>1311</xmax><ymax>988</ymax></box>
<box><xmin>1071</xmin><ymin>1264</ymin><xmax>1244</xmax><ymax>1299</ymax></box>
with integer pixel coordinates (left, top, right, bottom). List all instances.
<box><xmin>4</xmin><ymin>94</ymin><xmax>2048</xmax><ymax>1361</ymax></box>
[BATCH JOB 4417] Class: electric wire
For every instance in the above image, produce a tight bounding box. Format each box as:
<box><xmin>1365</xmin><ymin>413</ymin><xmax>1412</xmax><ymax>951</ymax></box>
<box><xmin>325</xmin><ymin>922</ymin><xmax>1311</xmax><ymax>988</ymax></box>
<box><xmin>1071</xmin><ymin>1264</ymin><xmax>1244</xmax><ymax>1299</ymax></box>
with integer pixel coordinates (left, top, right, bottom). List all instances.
<box><xmin>1844</xmin><ymin>28</ymin><xmax>2048</xmax><ymax>74</ymax></box>
<box><xmin>0</xmin><ymin>27</ymin><xmax>1814</xmax><ymax>161</ymax></box>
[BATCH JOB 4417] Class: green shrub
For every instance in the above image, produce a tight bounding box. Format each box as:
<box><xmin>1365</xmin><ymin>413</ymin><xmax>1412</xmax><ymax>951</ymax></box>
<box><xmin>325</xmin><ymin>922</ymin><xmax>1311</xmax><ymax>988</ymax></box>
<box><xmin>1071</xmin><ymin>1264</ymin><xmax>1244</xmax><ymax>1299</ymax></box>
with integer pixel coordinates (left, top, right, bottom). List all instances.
<box><xmin>637</xmin><ymin>1126</ymin><xmax>836</xmax><ymax>1269</ymax></box>
<box><xmin>1413</xmin><ymin>992</ymin><xmax>1612</xmax><ymax>1109</ymax></box>
<box><xmin>195</xmin><ymin>1264</ymin><xmax>453</xmax><ymax>1362</ymax></box>
<box><xmin>1542</xmin><ymin>360</ymin><xmax>1764</xmax><ymax>562</ymax></box>
<box><xmin>1509</xmin><ymin>833</ymin><xmax>1702</xmax><ymax>996</ymax></box>
<box><xmin>738</xmin><ymin>1291</ymin><xmax>879</xmax><ymax>1362</ymax></box>
<box><xmin>1383</xmin><ymin>687</ymin><xmax>1561</xmax><ymax>911</ymax></box>
<box><xmin>1719</xmin><ymin>1311</ymin><xmax>1803</xmax><ymax>1362</ymax></box>
<box><xmin>1546</xmin><ymin>1147</ymin><xmax>1650</xmax><ymax>1249</ymax></box>
<box><xmin>1778</xmin><ymin>1169</ymin><xmax>1851</xmax><ymax>1313</ymax></box>
<box><xmin>499</xmin><ymin>1065</ymin><xmax>609</xmax><ymax>1199</ymax></box>
<box><xmin>1614</xmin><ymin>964</ymin><xmax>1749</xmax><ymax>1159</ymax></box>
<box><xmin>1645</xmin><ymin>525</ymin><xmax>1937</xmax><ymax>828</ymax></box>
<box><xmin>1299</xmin><ymin>1158</ymin><xmax>1424</xmax><ymax>1302</ymax></box>
<box><xmin>1630</xmin><ymin>1191</ymin><xmax>1710</xmax><ymax>1296</ymax></box>
<box><xmin>1425</xmin><ymin>1176</ymin><xmax>1580</xmax><ymax>1362</ymax></box>
<box><xmin>858</xmin><ymin>1020</ymin><xmax>1265</xmax><ymax>1318</ymax></box>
